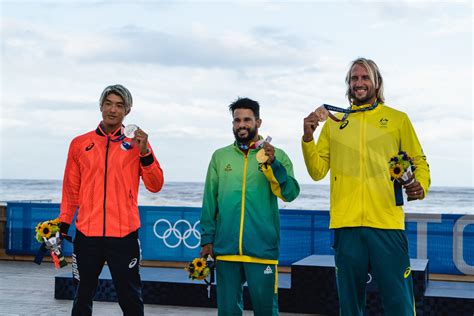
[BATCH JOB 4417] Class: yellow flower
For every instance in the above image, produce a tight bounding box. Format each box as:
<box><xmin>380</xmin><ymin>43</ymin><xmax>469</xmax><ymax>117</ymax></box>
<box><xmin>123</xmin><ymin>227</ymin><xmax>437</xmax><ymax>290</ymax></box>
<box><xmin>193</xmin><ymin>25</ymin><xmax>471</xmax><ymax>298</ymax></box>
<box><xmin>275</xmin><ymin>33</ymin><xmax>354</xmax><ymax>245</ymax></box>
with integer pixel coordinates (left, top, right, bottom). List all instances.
<box><xmin>50</xmin><ymin>218</ymin><xmax>61</xmax><ymax>225</ymax></box>
<box><xmin>35</xmin><ymin>222</ymin><xmax>42</xmax><ymax>233</ymax></box>
<box><xmin>192</xmin><ymin>258</ymin><xmax>207</xmax><ymax>273</ymax></box>
<box><xmin>390</xmin><ymin>164</ymin><xmax>405</xmax><ymax>179</ymax></box>
<box><xmin>39</xmin><ymin>222</ymin><xmax>53</xmax><ymax>239</ymax></box>
<box><xmin>185</xmin><ymin>257</ymin><xmax>213</xmax><ymax>281</ymax></box>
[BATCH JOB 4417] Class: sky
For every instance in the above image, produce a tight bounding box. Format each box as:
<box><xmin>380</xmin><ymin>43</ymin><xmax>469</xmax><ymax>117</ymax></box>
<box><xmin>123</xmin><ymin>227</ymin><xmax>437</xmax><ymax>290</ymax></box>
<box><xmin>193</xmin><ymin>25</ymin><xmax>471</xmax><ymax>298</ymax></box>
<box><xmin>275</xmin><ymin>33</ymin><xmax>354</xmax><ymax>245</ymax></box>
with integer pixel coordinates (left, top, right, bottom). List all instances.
<box><xmin>0</xmin><ymin>0</ymin><xmax>472</xmax><ymax>187</ymax></box>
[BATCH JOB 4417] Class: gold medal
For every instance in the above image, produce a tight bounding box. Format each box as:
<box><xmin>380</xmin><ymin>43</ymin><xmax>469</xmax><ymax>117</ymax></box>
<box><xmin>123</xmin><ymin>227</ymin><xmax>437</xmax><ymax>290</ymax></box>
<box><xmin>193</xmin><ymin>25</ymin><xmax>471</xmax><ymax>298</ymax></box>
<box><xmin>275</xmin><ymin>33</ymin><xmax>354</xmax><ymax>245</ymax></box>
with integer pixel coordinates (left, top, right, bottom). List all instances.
<box><xmin>256</xmin><ymin>148</ymin><xmax>269</xmax><ymax>163</ymax></box>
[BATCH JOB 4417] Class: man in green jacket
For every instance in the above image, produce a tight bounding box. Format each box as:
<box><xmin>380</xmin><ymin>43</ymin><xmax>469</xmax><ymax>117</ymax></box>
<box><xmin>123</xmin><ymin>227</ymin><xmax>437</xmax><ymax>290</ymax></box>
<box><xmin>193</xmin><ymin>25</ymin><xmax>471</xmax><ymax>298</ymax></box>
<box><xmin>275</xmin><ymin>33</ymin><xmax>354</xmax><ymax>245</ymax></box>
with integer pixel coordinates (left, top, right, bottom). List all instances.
<box><xmin>200</xmin><ymin>97</ymin><xmax>300</xmax><ymax>316</ymax></box>
<box><xmin>302</xmin><ymin>58</ymin><xmax>430</xmax><ymax>316</ymax></box>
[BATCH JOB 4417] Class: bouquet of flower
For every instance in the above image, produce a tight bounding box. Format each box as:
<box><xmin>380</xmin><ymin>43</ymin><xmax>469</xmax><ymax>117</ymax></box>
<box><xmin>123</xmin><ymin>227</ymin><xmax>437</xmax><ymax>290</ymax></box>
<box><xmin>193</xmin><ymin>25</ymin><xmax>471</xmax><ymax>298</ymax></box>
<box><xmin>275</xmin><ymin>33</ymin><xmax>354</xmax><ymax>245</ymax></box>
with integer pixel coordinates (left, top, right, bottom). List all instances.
<box><xmin>34</xmin><ymin>218</ymin><xmax>68</xmax><ymax>269</ymax></box>
<box><xmin>185</xmin><ymin>256</ymin><xmax>214</xmax><ymax>280</ymax></box>
<box><xmin>389</xmin><ymin>151</ymin><xmax>416</xmax><ymax>185</ymax></box>
<box><xmin>389</xmin><ymin>151</ymin><xmax>416</xmax><ymax>205</ymax></box>
<box><xmin>35</xmin><ymin>218</ymin><xmax>60</xmax><ymax>242</ymax></box>
<box><xmin>184</xmin><ymin>255</ymin><xmax>215</xmax><ymax>298</ymax></box>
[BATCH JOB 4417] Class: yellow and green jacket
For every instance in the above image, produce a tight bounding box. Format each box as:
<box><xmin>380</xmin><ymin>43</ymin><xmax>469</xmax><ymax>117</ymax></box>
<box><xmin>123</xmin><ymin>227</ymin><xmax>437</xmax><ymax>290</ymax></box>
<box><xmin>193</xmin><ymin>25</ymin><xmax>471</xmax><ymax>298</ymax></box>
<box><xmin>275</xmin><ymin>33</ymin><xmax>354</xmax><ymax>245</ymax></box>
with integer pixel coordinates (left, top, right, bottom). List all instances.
<box><xmin>200</xmin><ymin>140</ymin><xmax>300</xmax><ymax>264</ymax></box>
<box><xmin>302</xmin><ymin>102</ymin><xmax>430</xmax><ymax>230</ymax></box>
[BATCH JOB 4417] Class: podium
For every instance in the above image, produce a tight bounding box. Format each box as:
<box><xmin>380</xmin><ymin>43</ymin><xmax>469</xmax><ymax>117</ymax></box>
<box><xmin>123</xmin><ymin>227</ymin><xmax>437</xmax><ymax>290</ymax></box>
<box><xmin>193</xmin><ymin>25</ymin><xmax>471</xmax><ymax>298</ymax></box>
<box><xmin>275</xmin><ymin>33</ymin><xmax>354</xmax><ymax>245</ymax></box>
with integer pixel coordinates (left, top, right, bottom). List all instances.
<box><xmin>55</xmin><ymin>255</ymin><xmax>474</xmax><ymax>315</ymax></box>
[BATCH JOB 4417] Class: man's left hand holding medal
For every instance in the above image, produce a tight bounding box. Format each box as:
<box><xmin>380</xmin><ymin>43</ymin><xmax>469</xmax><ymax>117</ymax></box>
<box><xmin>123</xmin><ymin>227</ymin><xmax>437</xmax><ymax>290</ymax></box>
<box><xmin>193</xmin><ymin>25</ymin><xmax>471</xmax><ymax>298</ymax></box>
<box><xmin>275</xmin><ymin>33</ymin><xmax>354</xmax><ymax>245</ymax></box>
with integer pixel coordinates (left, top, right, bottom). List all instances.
<box><xmin>257</xmin><ymin>142</ymin><xmax>275</xmax><ymax>165</ymax></box>
<box><xmin>256</xmin><ymin>137</ymin><xmax>274</xmax><ymax>166</ymax></box>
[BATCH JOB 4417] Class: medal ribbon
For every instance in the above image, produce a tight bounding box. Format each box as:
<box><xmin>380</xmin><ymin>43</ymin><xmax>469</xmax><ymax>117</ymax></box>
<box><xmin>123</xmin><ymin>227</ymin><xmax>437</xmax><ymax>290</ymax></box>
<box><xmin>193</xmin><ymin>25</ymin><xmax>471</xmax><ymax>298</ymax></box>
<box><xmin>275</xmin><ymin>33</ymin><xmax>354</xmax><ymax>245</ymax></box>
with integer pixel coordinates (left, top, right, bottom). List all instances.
<box><xmin>111</xmin><ymin>134</ymin><xmax>126</xmax><ymax>142</ymax></box>
<box><xmin>237</xmin><ymin>136</ymin><xmax>272</xmax><ymax>150</ymax></box>
<box><xmin>323</xmin><ymin>99</ymin><xmax>379</xmax><ymax>122</ymax></box>
<box><xmin>254</xmin><ymin>136</ymin><xmax>272</xmax><ymax>149</ymax></box>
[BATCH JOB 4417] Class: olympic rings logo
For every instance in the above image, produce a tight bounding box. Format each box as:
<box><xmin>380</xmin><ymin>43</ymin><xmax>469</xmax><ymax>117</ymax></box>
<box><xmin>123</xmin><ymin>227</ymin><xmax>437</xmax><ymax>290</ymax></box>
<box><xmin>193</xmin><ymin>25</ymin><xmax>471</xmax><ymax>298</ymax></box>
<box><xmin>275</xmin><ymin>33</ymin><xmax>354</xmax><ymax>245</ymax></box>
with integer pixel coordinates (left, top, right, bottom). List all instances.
<box><xmin>153</xmin><ymin>219</ymin><xmax>201</xmax><ymax>249</ymax></box>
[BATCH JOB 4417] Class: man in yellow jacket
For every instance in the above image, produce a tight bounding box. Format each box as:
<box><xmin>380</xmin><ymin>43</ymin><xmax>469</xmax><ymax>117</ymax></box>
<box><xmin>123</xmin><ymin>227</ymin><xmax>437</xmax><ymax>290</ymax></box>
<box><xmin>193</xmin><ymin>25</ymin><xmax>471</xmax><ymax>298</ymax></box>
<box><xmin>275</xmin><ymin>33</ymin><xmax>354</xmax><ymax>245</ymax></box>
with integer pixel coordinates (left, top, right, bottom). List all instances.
<box><xmin>302</xmin><ymin>58</ymin><xmax>430</xmax><ymax>316</ymax></box>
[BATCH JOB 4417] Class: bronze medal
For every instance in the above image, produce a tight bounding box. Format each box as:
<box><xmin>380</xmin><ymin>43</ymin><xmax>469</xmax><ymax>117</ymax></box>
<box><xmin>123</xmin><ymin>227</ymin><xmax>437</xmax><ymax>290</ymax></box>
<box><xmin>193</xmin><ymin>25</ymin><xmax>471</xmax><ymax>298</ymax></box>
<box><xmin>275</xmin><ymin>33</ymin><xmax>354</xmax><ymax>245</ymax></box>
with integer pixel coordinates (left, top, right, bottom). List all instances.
<box><xmin>315</xmin><ymin>106</ymin><xmax>329</xmax><ymax>122</ymax></box>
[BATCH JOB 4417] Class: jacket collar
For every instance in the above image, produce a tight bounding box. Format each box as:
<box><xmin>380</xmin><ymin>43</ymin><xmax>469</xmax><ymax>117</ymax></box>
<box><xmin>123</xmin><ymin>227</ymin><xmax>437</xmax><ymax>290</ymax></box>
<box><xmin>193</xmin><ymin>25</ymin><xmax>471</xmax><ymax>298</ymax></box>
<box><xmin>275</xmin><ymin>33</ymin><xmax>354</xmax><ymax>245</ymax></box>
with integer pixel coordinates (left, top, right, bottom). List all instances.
<box><xmin>233</xmin><ymin>135</ymin><xmax>263</xmax><ymax>152</ymax></box>
<box><xmin>95</xmin><ymin>122</ymin><xmax>124</xmax><ymax>138</ymax></box>
<box><xmin>350</xmin><ymin>100</ymin><xmax>384</xmax><ymax>115</ymax></box>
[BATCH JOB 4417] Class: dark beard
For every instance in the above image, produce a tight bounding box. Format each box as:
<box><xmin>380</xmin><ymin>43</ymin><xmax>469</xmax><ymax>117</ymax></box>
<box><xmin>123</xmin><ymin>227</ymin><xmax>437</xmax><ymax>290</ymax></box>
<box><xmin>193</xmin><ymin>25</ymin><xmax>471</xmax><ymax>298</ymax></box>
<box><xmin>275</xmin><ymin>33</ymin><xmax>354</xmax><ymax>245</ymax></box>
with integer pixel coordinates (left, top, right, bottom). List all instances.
<box><xmin>233</xmin><ymin>127</ymin><xmax>257</xmax><ymax>144</ymax></box>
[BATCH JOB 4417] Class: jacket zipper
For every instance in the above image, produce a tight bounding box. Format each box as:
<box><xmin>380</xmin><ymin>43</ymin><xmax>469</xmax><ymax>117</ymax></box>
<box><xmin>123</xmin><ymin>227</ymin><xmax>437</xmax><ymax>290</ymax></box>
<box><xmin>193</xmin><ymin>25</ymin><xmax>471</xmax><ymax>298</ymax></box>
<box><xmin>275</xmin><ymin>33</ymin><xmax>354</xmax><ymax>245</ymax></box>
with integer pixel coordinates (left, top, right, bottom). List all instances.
<box><xmin>239</xmin><ymin>153</ymin><xmax>248</xmax><ymax>256</ymax></box>
<box><xmin>360</xmin><ymin>112</ymin><xmax>366</xmax><ymax>224</ymax></box>
<box><xmin>103</xmin><ymin>136</ymin><xmax>111</xmax><ymax>236</ymax></box>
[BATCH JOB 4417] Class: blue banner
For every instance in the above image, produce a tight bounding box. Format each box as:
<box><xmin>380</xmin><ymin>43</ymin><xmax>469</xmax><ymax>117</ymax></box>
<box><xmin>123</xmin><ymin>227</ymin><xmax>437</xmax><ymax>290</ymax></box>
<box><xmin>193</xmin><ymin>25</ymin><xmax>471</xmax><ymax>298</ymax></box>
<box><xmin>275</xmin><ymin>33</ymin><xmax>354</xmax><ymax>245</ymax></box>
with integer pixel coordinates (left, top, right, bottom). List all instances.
<box><xmin>5</xmin><ymin>203</ymin><xmax>474</xmax><ymax>275</ymax></box>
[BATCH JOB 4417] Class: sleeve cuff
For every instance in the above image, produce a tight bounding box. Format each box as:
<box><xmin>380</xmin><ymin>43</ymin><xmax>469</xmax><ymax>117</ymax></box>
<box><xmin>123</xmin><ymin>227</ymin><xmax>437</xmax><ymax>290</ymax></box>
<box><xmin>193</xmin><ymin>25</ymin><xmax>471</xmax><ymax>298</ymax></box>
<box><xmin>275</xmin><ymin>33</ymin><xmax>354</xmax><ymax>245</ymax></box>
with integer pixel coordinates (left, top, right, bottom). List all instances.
<box><xmin>301</xmin><ymin>136</ymin><xmax>315</xmax><ymax>145</ymax></box>
<box><xmin>60</xmin><ymin>222</ymin><xmax>70</xmax><ymax>235</ymax></box>
<box><xmin>140</xmin><ymin>150</ymin><xmax>155</xmax><ymax>166</ymax></box>
<box><xmin>270</xmin><ymin>158</ymin><xmax>282</xmax><ymax>170</ymax></box>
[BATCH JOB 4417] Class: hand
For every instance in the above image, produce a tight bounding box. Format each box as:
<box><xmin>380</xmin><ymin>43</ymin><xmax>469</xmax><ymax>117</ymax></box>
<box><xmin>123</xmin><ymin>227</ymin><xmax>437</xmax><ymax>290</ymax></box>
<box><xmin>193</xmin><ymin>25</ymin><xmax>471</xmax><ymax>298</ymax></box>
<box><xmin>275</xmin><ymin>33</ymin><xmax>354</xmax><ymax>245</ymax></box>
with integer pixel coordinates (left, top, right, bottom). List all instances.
<box><xmin>263</xmin><ymin>142</ymin><xmax>275</xmax><ymax>164</ymax></box>
<box><xmin>404</xmin><ymin>180</ymin><xmax>424</xmax><ymax>201</ymax></box>
<box><xmin>200</xmin><ymin>243</ymin><xmax>214</xmax><ymax>259</ymax></box>
<box><xmin>303</xmin><ymin>111</ymin><xmax>320</xmax><ymax>142</ymax></box>
<box><xmin>134</xmin><ymin>128</ymin><xmax>149</xmax><ymax>155</ymax></box>
<box><xmin>315</xmin><ymin>106</ymin><xmax>329</xmax><ymax>122</ymax></box>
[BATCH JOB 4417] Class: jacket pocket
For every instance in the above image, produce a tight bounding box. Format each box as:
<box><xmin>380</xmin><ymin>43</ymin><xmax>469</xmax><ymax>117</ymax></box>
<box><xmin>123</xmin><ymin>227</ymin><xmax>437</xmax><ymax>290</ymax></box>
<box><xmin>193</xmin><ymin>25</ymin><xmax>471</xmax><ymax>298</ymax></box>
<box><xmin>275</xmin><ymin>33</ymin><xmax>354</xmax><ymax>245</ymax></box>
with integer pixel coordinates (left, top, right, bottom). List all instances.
<box><xmin>330</xmin><ymin>173</ymin><xmax>346</xmax><ymax>218</ymax></box>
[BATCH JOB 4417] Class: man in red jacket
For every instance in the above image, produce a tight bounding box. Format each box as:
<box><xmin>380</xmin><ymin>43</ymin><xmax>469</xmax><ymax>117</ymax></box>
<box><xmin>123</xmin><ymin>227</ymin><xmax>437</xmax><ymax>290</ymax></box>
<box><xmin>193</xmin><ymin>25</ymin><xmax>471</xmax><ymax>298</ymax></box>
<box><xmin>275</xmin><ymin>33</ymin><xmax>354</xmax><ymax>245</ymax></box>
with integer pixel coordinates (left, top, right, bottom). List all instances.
<box><xmin>59</xmin><ymin>84</ymin><xmax>164</xmax><ymax>316</ymax></box>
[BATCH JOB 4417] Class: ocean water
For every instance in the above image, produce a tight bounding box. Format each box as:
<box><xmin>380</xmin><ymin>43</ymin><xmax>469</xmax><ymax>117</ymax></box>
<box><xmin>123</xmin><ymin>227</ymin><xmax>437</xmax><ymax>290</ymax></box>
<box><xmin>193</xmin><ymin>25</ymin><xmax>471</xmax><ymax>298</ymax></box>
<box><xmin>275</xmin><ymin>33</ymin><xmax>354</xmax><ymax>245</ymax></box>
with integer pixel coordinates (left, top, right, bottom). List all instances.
<box><xmin>0</xmin><ymin>179</ymin><xmax>472</xmax><ymax>214</ymax></box>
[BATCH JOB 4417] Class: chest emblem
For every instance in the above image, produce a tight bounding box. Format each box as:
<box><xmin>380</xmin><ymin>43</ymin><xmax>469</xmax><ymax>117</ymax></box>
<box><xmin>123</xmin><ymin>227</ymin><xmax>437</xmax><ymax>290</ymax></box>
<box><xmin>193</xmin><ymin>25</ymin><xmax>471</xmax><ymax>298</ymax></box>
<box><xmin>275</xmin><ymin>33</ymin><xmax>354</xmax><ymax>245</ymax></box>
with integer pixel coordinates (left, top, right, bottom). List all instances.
<box><xmin>85</xmin><ymin>143</ymin><xmax>95</xmax><ymax>151</ymax></box>
<box><xmin>121</xmin><ymin>141</ymin><xmax>132</xmax><ymax>151</ymax></box>
<box><xmin>379</xmin><ymin>117</ymin><xmax>389</xmax><ymax>128</ymax></box>
<box><xmin>224</xmin><ymin>164</ymin><xmax>232</xmax><ymax>172</ymax></box>
<box><xmin>339</xmin><ymin>120</ymin><xmax>349</xmax><ymax>130</ymax></box>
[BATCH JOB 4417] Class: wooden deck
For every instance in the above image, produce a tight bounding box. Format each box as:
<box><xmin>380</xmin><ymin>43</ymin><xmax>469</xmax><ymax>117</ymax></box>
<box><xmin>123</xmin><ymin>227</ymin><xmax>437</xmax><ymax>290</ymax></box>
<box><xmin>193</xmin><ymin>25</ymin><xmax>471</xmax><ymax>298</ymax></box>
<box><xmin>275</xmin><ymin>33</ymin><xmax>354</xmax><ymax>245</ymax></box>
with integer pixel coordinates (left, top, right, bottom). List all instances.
<box><xmin>0</xmin><ymin>260</ymin><xmax>312</xmax><ymax>316</ymax></box>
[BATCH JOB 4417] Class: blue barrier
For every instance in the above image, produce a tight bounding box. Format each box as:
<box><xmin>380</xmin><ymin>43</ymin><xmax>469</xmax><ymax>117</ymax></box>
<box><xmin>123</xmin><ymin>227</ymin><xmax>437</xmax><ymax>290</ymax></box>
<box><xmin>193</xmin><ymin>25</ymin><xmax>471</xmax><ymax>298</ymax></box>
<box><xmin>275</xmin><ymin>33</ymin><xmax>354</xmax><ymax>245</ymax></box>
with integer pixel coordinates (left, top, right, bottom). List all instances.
<box><xmin>5</xmin><ymin>202</ymin><xmax>474</xmax><ymax>275</ymax></box>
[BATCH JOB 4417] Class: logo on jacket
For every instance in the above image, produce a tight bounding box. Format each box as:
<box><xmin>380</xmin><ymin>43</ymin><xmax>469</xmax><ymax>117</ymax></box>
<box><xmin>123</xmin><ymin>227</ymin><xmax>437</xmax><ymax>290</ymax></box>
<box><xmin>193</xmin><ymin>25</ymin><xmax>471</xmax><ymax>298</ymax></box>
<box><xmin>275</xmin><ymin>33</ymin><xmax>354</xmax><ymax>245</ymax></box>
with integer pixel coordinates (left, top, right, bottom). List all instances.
<box><xmin>121</xmin><ymin>141</ymin><xmax>132</xmax><ymax>151</ymax></box>
<box><xmin>85</xmin><ymin>143</ymin><xmax>95</xmax><ymax>151</ymax></box>
<box><xmin>339</xmin><ymin>120</ymin><xmax>349</xmax><ymax>130</ymax></box>
<box><xmin>404</xmin><ymin>267</ymin><xmax>412</xmax><ymax>278</ymax></box>
<box><xmin>224</xmin><ymin>164</ymin><xmax>232</xmax><ymax>172</ymax></box>
<box><xmin>367</xmin><ymin>273</ymin><xmax>373</xmax><ymax>284</ymax></box>
<box><xmin>379</xmin><ymin>117</ymin><xmax>388</xmax><ymax>127</ymax></box>
<box><xmin>264</xmin><ymin>266</ymin><xmax>273</xmax><ymax>274</ymax></box>
<box><xmin>129</xmin><ymin>258</ymin><xmax>138</xmax><ymax>269</ymax></box>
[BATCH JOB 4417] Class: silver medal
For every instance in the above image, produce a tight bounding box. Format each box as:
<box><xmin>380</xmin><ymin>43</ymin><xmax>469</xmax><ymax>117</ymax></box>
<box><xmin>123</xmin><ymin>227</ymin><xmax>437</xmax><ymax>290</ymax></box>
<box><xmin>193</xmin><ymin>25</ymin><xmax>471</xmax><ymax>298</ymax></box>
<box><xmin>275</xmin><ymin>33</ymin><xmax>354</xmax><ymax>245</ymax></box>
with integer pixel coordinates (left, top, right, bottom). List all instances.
<box><xmin>124</xmin><ymin>124</ymin><xmax>139</xmax><ymax>138</ymax></box>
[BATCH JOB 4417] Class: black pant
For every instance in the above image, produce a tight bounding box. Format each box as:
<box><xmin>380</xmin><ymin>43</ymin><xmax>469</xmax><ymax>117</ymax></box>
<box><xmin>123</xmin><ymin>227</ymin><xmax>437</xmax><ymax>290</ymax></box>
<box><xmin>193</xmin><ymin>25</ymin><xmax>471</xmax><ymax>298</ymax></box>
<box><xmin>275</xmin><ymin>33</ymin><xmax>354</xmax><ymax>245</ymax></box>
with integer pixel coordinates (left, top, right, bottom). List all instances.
<box><xmin>71</xmin><ymin>230</ymin><xmax>143</xmax><ymax>316</ymax></box>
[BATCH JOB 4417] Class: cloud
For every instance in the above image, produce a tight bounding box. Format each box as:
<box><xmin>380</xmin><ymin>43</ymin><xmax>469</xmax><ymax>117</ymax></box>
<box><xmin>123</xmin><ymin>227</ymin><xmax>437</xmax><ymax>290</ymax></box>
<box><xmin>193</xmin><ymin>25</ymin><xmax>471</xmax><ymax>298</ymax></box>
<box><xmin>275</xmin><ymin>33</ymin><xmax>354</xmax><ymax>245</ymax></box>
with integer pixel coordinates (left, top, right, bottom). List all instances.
<box><xmin>2</xmin><ymin>18</ymin><xmax>316</xmax><ymax>69</ymax></box>
<box><xmin>14</xmin><ymin>99</ymin><xmax>93</xmax><ymax>110</ymax></box>
<box><xmin>80</xmin><ymin>25</ymin><xmax>315</xmax><ymax>69</ymax></box>
<box><xmin>250</xmin><ymin>26</ymin><xmax>306</xmax><ymax>48</ymax></box>
<box><xmin>2</xmin><ymin>19</ymin><xmax>62</xmax><ymax>60</ymax></box>
<box><xmin>416</xmin><ymin>118</ymin><xmax>473</xmax><ymax>142</ymax></box>
<box><xmin>368</xmin><ymin>1</ymin><xmax>471</xmax><ymax>35</ymax></box>
<box><xmin>428</xmin><ymin>15</ymin><xmax>473</xmax><ymax>36</ymax></box>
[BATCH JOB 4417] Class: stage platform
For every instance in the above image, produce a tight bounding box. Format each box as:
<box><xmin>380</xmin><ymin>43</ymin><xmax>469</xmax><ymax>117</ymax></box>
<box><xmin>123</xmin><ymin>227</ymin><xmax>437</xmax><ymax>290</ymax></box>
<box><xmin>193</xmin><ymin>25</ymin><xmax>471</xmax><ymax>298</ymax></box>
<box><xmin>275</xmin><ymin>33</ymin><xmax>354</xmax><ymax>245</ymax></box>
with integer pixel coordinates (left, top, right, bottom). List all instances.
<box><xmin>55</xmin><ymin>255</ymin><xmax>474</xmax><ymax>315</ymax></box>
<box><xmin>56</xmin><ymin>266</ymin><xmax>291</xmax><ymax>309</ymax></box>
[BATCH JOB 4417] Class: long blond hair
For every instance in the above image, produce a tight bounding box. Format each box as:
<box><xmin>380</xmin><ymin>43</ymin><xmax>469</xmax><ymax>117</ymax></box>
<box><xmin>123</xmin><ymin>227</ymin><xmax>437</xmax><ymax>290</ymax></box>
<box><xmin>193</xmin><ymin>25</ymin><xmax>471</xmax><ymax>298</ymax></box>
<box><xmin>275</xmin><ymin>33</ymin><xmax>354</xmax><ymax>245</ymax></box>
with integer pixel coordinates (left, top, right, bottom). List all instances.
<box><xmin>345</xmin><ymin>58</ymin><xmax>385</xmax><ymax>104</ymax></box>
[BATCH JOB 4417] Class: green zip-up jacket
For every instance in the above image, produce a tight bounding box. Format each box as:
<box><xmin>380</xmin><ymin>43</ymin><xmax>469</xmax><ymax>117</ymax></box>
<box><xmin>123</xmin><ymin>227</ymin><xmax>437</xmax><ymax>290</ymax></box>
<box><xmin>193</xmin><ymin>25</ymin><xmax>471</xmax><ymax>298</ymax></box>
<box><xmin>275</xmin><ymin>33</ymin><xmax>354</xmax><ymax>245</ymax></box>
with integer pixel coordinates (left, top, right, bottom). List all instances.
<box><xmin>302</xmin><ymin>102</ymin><xmax>430</xmax><ymax>230</ymax></box>
<box><xmin>200</xmin><ymin>141</ymin><xmax>300</xmax><ymax>264</ymax></box>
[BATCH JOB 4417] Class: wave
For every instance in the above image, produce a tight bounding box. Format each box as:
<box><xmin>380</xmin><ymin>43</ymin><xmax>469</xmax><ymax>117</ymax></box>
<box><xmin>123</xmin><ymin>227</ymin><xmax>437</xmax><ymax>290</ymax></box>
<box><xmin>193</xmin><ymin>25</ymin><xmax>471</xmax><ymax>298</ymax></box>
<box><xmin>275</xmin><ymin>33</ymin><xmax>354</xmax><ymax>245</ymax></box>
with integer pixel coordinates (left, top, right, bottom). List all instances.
<box><xmin>1</xmin><ymin>179</ymin><xmax>472</xmax><ymax>214</ymax></box>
